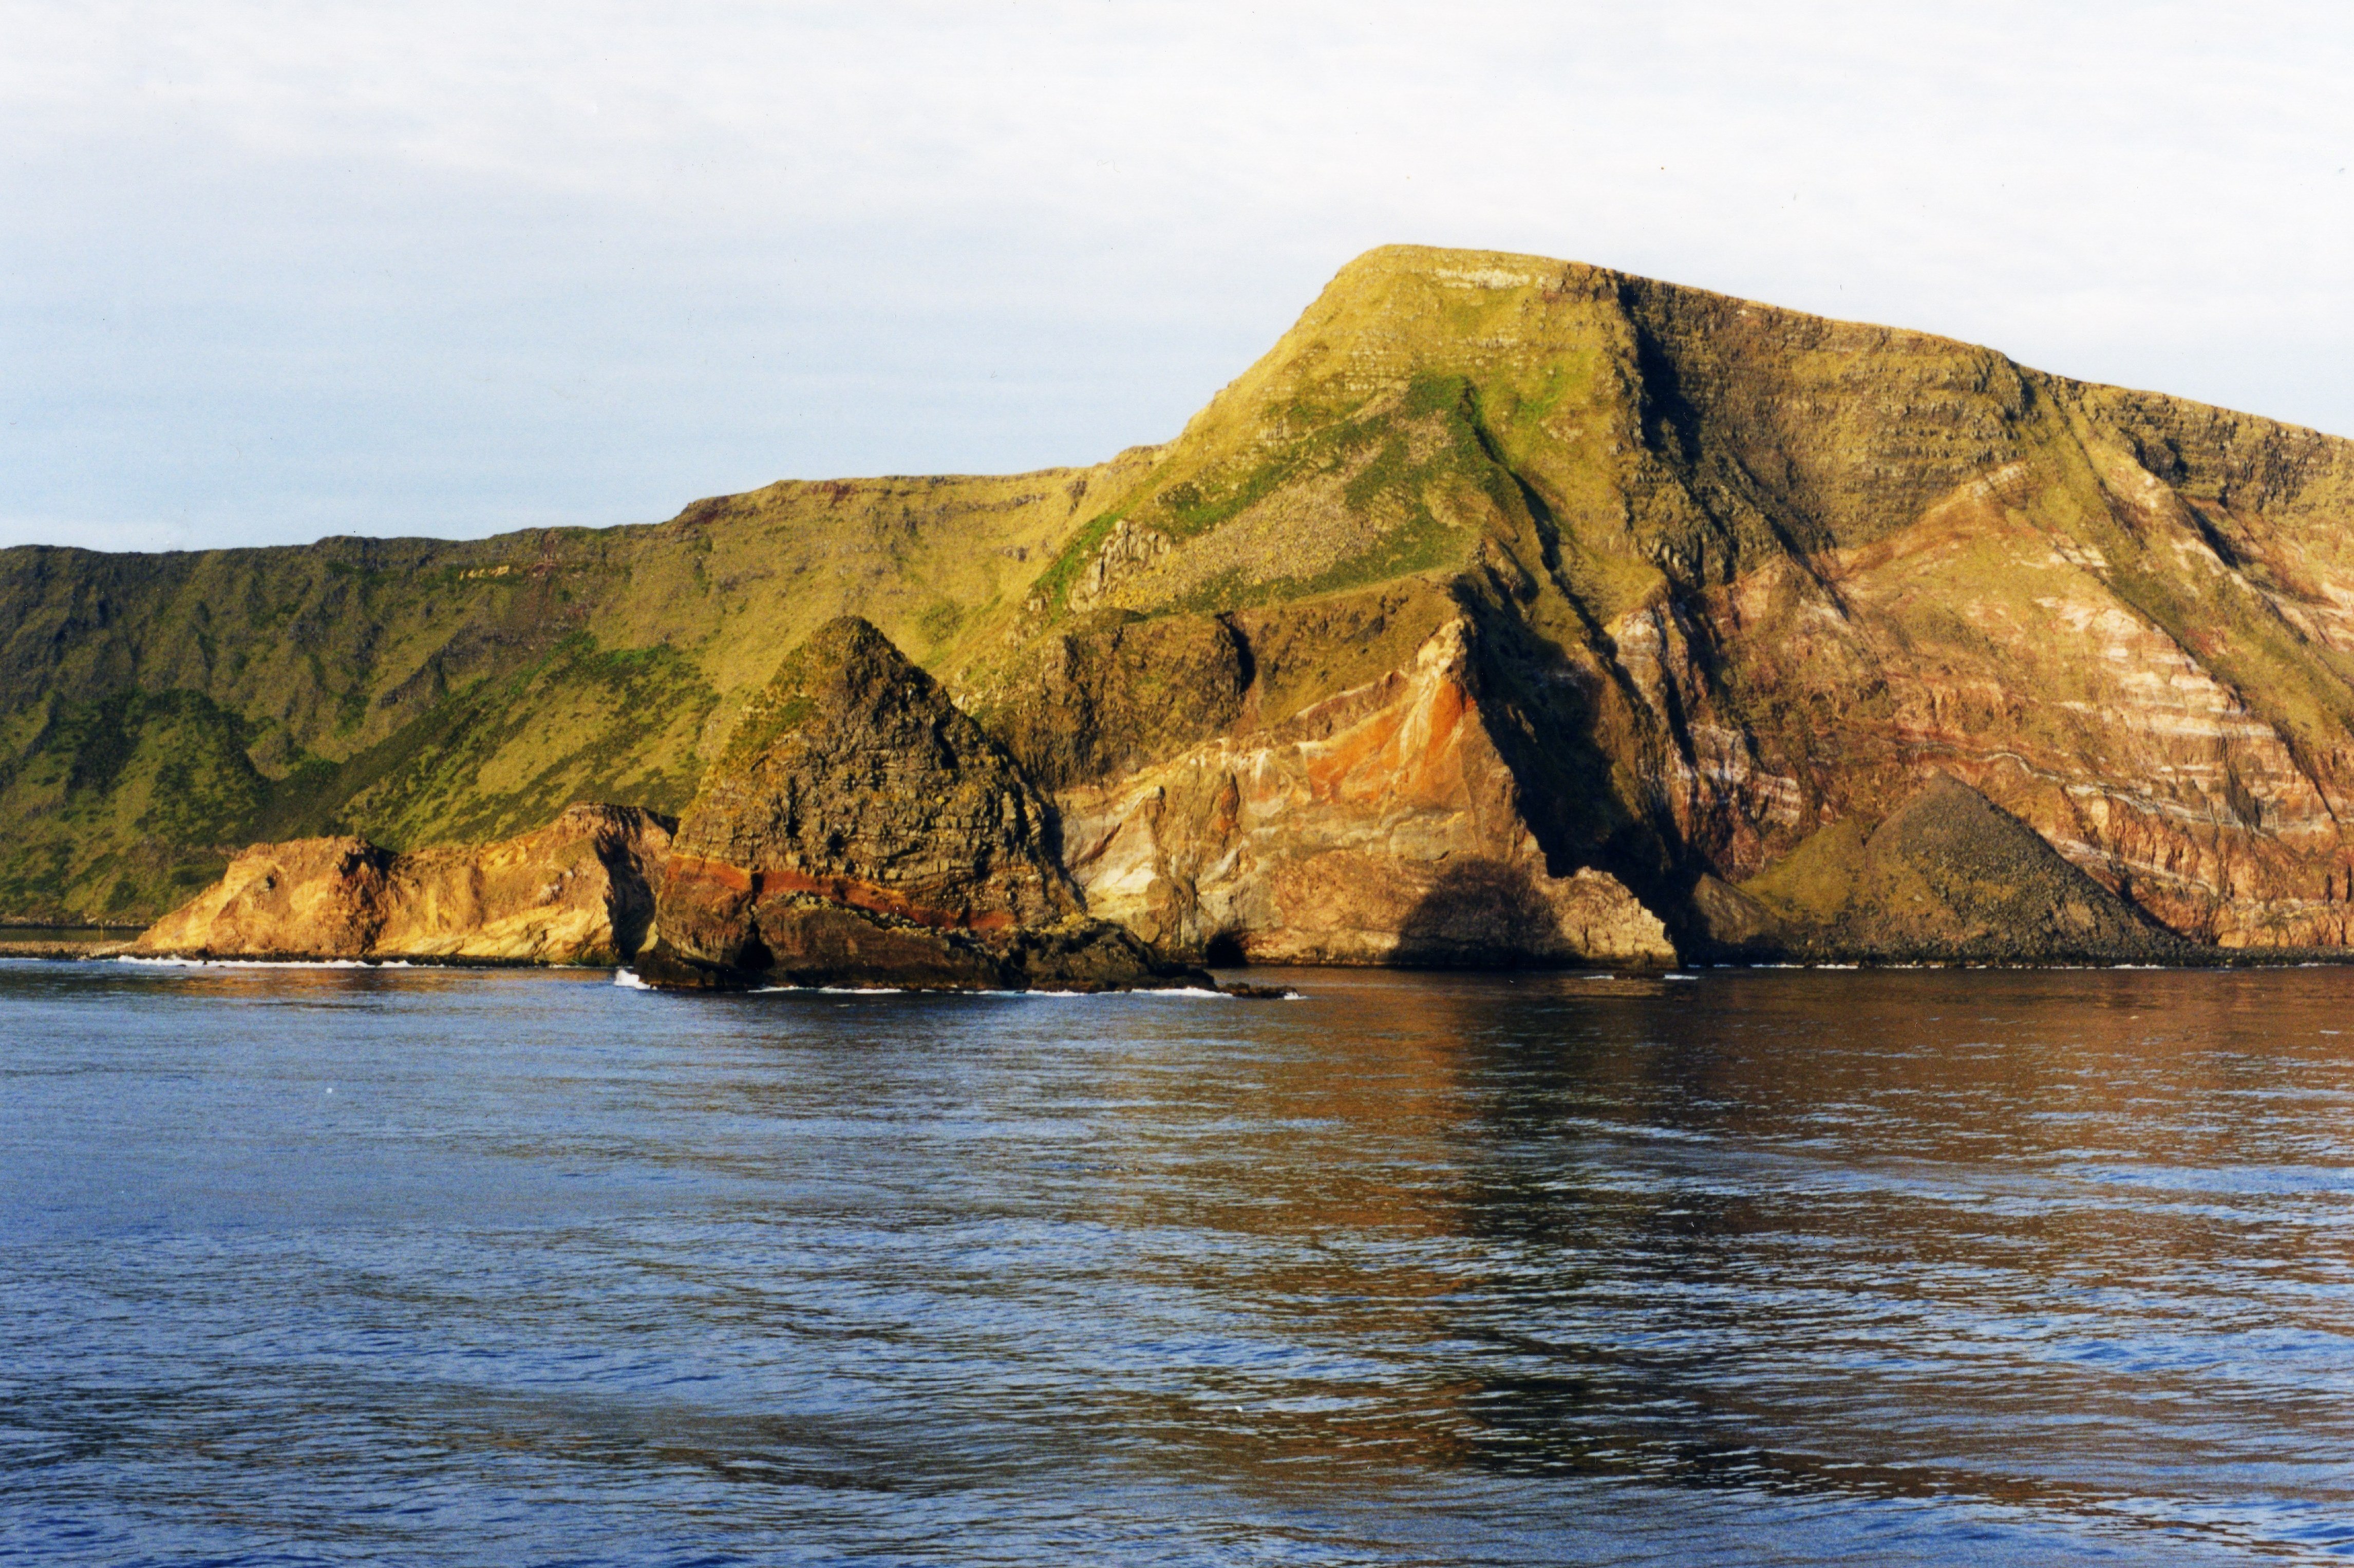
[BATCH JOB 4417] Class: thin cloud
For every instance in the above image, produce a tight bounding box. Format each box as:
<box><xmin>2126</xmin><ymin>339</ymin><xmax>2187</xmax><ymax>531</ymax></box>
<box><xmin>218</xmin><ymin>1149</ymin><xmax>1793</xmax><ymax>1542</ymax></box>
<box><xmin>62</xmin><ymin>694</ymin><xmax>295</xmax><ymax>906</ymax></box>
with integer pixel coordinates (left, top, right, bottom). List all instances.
<box><xmin>2</xmin><ymin>0</ymin><xmax>2348</xmax><ymax>549</ymax></box>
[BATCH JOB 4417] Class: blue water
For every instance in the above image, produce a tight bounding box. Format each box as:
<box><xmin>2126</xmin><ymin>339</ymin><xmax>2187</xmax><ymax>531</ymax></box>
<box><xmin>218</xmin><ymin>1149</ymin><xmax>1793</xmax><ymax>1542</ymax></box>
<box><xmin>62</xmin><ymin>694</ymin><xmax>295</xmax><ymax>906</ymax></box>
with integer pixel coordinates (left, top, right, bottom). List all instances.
<box><xmin>5</xmin><ymin>960</ymin><xmax>2354</xmax><ymax>1564</ymax></box>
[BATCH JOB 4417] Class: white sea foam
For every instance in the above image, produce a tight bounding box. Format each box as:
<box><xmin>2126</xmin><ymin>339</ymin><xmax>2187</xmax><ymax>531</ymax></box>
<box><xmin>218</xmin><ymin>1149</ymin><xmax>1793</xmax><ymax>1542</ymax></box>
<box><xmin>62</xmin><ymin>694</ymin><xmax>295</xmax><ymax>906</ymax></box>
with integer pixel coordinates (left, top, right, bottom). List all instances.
<box><xmin>117</xmin><ymin>955</ymin><xmax>419</xmax><ymax>970</ymax></box>
<box><xmin>739</xmin><ymin>983</ymin><xmax>1242</xmax><ymax>1000</ymax></box>
<box><xmin>613</xmin><ymin>969</ymin><xmax>652</xmax><ymax>990</ymax></box>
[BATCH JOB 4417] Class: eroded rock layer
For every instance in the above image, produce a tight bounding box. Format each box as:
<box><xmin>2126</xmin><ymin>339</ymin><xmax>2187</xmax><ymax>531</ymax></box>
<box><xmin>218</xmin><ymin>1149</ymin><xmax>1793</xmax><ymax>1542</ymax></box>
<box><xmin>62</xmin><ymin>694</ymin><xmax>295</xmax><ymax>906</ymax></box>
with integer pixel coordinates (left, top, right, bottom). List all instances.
<box><xmin>1056</xmin><ymin>617</ymin><xmax>1674</xmax><ymax>966</ymax></box>
<box><xmin>137</xmin><ymin>803</ymin><xmax>672</xmax><ymax>963</ymax></box>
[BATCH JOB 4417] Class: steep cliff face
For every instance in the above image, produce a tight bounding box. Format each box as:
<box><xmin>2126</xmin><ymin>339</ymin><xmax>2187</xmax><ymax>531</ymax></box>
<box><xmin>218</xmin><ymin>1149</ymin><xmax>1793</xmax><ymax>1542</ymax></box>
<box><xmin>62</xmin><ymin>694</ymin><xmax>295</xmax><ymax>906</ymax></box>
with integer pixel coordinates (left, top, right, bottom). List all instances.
<box><xmin>1057</xmin><ymin>616</ymin><xmax>1671</xmax><ymax>965</ymax></box>
<box><xmin>20</xmin><ymin>244</ymin><xmax>2354</xmax><ymax>962</ymax></box>
<box><xmin>643</xmin><ymin>618</ymin><xmax>1203</xmax><ymax>990</ymax></box>
<box><xmin>137</xmin><ymin>802</ymin><xmax>672</xmax><ymax>962</ymax></box>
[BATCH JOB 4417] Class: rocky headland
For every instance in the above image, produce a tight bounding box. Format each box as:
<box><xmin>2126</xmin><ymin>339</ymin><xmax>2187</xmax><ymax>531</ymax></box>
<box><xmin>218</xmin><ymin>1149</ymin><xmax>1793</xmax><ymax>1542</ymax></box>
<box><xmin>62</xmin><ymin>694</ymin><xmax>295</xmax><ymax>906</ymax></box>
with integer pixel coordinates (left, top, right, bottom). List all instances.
<box><xmin>14</xmin><ymin>244</ymin><xmax>2354</xmax><ymax>974</ymax></box>
<box><xmin>633</xmin><ymin>616</ymin><xmax>1211</xmax><ymax>991</ymax></box>
<box><xmin>135</xmin><ymin>802</ymin><xmax>671</xmax><ymax>964</ymax></box>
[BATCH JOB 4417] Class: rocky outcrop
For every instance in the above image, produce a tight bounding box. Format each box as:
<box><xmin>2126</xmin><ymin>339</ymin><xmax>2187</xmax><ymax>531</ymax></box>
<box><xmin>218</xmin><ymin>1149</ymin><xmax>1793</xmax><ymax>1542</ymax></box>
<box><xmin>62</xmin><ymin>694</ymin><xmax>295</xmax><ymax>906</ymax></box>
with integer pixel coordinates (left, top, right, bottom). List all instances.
<box><xmin>639</xmin><ymin>617</ymin><xmax>1213</xmax><ymax>991</ymax></box>
<box><xmin>135</xmin><ymin>803</ymin><xmax>672</xmax><ymax>962</ymax></box>
<box><xmin>1704</xmin><ymin>774</ymin><xmax>2190</xmax><ymax>962</ymax></box>
<box><xmin>1055</xmin><ymin>617</ymin><xmax>1675</xmax><ymax>967</ymax></box>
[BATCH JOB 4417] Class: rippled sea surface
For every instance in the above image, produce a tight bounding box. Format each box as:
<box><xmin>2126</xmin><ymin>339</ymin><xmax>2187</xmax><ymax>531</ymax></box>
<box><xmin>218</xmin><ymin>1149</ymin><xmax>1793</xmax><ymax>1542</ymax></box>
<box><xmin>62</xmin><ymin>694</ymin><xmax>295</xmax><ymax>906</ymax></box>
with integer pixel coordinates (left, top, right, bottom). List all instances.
<box><xmin>6</xmin><ymin>961</ymin><xmax>2354</xmax><ymax>1565</ymax></box>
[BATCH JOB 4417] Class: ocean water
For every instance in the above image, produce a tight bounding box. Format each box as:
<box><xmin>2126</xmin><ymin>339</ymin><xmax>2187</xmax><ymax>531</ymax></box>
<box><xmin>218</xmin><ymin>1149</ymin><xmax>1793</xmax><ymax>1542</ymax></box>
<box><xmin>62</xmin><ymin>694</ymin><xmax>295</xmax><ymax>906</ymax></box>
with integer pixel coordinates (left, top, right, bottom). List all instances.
<box><xmin>4</xmin><ymin>960</ymin><xmax>2353</xmax><ymax>1566</ymax></box>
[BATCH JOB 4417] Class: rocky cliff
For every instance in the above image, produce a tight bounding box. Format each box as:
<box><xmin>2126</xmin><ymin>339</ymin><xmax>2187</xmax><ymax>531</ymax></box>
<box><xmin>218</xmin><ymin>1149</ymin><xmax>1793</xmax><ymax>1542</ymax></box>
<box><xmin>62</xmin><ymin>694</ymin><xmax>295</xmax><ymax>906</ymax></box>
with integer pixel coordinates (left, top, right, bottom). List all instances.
<box><xmin>1056</xmin><ymin>615</ymin><xmax>1671</xmax><ymax>965</ymax></box>
<box><xmin>25</xmin><ymin>244</ymin><xmax>2354</xmax><ymax>965</ymax></box>
<box><xmin>638</xmin><ymin>618</ymin><xmax>1208</xmax><ymax>990</ymax></box>
<box><xmin>136</xmin><ymin>802</ymin><xmax>672</xmax><ymax>963</ymax></box>
<box><xmin>962</xmin><ymin>248</ymin><xmax>2354</xmax><ymax>961</ymax></box>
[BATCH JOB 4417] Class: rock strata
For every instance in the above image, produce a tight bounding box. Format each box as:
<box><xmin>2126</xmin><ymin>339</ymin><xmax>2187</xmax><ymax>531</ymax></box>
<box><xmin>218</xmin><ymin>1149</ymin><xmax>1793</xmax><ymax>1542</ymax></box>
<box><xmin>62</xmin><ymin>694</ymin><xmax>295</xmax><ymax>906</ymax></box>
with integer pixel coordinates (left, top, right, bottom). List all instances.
<box><xmin>639</xmin><ymin>617</ymin><xmax>1213</xmax><ymax>992</ymax></box>
<box><xmin>136</xmin><ymin>803</ymin><xmax>673</xmax><ymax>964</ymax></box>
<box><xmin>1055</xmin><ymin>617</ymin><xmax>1677</xmax><ymax>967</ymax></box>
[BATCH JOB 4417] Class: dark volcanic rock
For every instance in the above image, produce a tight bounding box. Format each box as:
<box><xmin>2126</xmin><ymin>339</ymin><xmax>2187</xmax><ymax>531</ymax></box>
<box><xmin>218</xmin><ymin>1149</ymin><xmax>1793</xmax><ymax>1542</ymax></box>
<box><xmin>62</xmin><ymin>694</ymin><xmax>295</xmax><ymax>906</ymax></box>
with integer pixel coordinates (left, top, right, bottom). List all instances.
<box><xmin>1713</xmin><ymin>773</ymin><xmax>2192</xmax><ymax>964</ymax></box>
<box><xmin>644</xmin><ymin>617</ymin><xmax>1211</xmax><ymax>992</ymax></box>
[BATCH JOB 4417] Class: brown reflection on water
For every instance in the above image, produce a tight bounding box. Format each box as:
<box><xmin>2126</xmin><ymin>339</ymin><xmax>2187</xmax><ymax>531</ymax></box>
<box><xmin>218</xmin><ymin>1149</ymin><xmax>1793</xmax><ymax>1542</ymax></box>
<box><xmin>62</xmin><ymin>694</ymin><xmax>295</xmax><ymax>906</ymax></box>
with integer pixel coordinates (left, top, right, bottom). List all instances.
<box><xmin>1614</xmin><ymin>974</ymin><xmax>2354</xmax><ymax>1305</ymax></box>
<box><xmin>1077</xmin><ymin>967</ymin><xmax>2354</xmax><ymax>1531</ymax></box>
<box><xmin>1078</xmin><ymin>975</ymin><xmax>1500</xmax><ymax>1473</ymax></box>
<box><xmin>1063</xmin><ymin>971</ymin><xmax>1734</xmax><ymax>1478</ymax></box>
<box><xmin>1448</xmin><ymin>970</ymin><xmax>2354</xmax><ymax>1524</ymax></box>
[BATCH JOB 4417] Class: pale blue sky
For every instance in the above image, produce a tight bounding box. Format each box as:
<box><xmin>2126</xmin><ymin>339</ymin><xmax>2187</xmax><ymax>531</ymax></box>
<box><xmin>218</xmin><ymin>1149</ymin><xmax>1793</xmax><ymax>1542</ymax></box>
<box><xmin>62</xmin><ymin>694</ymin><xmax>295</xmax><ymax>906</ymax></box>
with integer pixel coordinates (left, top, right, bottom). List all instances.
<box><xmin>4</xmin><ymin>0</ymin><xmax>2349</xmax><ymax>553</ymax></box>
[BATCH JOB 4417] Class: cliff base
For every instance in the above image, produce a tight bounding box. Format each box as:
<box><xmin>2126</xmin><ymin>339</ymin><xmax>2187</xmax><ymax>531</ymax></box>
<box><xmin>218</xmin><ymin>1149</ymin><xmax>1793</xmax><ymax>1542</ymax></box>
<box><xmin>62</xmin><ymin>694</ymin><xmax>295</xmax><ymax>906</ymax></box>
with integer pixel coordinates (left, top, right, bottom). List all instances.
<box><xmin>634</xmin><ymin>904</ymin><xmax>1213</xmax><ymax>993</ymax></box>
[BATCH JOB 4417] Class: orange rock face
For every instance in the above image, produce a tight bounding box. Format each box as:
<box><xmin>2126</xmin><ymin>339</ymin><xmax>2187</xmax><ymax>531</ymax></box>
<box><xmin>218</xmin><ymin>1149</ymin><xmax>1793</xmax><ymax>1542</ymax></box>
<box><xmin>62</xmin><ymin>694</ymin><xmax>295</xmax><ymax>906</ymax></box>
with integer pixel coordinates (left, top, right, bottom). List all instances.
<box><xmin>1056</xmin><ymin>619</ymin><xmax>1675</xmax><ymax>966</ymax></box>
<box><xmin>137</xmin><ymin>804</ymin><xmax>672</xmax><ymax>962</ymax></box>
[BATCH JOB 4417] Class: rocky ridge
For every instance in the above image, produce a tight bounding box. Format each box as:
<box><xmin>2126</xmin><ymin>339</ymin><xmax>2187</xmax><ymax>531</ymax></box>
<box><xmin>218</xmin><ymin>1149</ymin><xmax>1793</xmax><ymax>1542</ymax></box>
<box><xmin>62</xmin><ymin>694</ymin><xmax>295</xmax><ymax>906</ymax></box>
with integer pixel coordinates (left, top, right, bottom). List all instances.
<box><xmin>636</xmin><ymin>618</ymin><xmax>1213</xmax><ymax>991</ymax></box>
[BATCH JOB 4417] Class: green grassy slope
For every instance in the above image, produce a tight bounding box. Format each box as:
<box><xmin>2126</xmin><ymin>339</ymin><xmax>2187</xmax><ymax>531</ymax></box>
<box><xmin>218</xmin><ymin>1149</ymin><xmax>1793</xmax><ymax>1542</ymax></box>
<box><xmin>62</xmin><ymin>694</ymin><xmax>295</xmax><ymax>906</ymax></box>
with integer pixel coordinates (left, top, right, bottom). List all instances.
<box><xmin>0</xmin><ymin>463</ymin><xmax>1154</xmax><ymax>921</ymax></box>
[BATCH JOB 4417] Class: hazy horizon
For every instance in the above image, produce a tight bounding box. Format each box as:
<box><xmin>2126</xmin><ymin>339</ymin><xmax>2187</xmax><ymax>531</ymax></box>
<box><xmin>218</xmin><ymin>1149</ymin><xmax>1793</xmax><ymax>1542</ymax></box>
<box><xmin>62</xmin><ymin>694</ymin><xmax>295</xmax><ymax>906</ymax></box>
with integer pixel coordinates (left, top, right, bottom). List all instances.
<box><xmin>6</xmin><ymin>0</ymin><xmax>2349</xmax><ymax>554</ymax></box>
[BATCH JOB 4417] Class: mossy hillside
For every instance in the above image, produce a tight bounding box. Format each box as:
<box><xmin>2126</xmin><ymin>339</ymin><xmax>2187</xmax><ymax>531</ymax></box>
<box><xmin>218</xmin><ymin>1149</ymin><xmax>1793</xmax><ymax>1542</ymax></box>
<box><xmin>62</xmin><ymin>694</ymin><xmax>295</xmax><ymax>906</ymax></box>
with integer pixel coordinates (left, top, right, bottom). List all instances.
<box><xmin>0</xmin><ymin>688</ymin><xmax>275</xmax><ymax>922</ymax></box>
<box><xmin>1039</xmin><ymin>247</ymin><xmax>1857</xmax><ymax>630</ymax></box>
<box><xmin>320</xmin><ymin>634</ymin><xmax>721</xmax><ymax>852</ymax></box>
<box><xmin>0</xmin><ymin>630</ymin><xmax>721</xmax><ymax>921</ymax></box>
<box><xmin>1013</xmin><ymin>382</ymin><xmax>1480</xmax><ymax>633</ymax></box>
<box><xmin>0</xmin><ymin>462</ymin><xmax>1146</xmax><ymax>769</ymax></box>
<box><xmin>0</xmin><ymin>462</ymin><xmax>1147</xmax><ymax>921</ymax></box>
<box><xmin>1007</xmin><ymin>258</ymin><xmax>1648</xmax><ymax>632</ymax></box>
